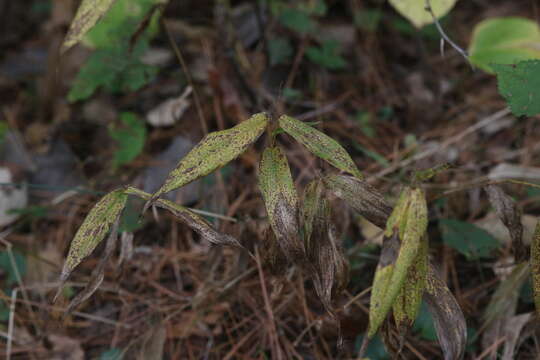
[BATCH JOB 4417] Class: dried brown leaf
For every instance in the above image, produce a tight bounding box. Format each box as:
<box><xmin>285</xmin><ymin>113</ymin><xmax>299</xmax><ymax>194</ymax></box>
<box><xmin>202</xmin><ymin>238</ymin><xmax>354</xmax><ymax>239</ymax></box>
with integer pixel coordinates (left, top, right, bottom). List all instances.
<box><xmin>532</xmin><ymin>219</ymin><xmax>540</xmax><ymax>317</ymax></box>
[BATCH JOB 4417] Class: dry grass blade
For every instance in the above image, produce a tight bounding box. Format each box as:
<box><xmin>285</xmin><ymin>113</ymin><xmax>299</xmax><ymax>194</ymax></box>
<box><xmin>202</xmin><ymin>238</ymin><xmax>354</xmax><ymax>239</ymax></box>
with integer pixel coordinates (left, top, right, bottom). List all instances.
<box><xmin>485</xmin><ymin>185</ymin><xmax>525</xmax><ymax>261</ymax></box>
<box><xmin>55</xmin><ymin>188</ymin><xmax>127</xmax><ymax>301</ymax></box>
<box><xmin>531</xmin><ymin>220</ymin><xmax>540</xmax><ymax>317</ymax></box>
<box><xmin>323</xmin><ymin>174</ymin><xmax>392</xmax><ymax>228</ymax></box>
<box><xmin>278</xmin><ymin>115</ymin><xmax>362</xmax><ymax>178</ymax></box>
<box><xmin>62</xmin><ymin>0</ymin><xmax>117</xmax><ymax>53</ymax></box>
<box><xmin>144</xmin><ymin>112</ymin><xmax>269</xmax><ymax>210</ymax></box>
<box><xmin>424</xmin><ymin>267</ymin><xmax>467</xmax><ymax>360</ymax></box>
<box><xmin>259</xmin><ymin>146</ymin><xmax>303</xmax><ymax>261</ymax></box>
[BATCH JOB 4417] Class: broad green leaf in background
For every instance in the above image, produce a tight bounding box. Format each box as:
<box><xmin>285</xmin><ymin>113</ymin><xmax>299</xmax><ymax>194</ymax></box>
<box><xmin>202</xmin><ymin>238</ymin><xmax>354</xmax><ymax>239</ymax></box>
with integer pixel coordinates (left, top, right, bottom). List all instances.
<box><xmin>59</xmin><ymin>189</ymin><xmax>127</xmax><ymax>283</ymax></box>
<box><xmin>259</xmin><ymin>146</ymin><xmax>302</xmax><ymax>261</ymax></box>
<box><xmin>278</xmin><ymin>8</ymin><xmax>316</xmax><ymax>34</ymax></box>
<box><xmin>468</xmin><ymin>17</ymin><xmax>540</xmax><ymax>72</ymax></box>
<box><xmin>109</xmin><ymin>112</ymin><xmax>147</xmax><ymax>169</ymax></box>
<box><xmin>306</xmin><ymin>40</ymin><xmax>347</xmax><ymax>70</ymax></box>
<box><xmin>492</xmin><ymin>60</ymin><xmax>540</xmax><ymax>117</ymax></box>
<box><xmin>439</xmin><ymin>219</ymin><xmax>500</xmax><ymax>259</ymax></box>
<box><xmin>62</xmin><ymin>0</ymin><xmax>117</xmax><ymax>52</ymax></box>
<box><xmin>268</xmin><ymin>37</ymin><xmax>293</xmax><ymax>66</ymax></box>
<box><xmin>148</xmin><ymin>113</ymin><xmax>268</xmax><ymax>202</ymax></box>
<box><xmin>100</xmin><ymin>348</ymin><xmax>123</xmax><ymax>360</ymax></box>
<box><xmin>0</xmin><ymin>250</ymin><xmax>26</xmax><ymax>287</ymax></box>
<box><xmin>388</xmin><ymin>0</ymin><xmax>457</xmax><ymax>29</ymax></box>
<box><xmin>413</xmin><ymin>301</ymin><xmax>438</xmax><ymax>341</ymax></box>
<box><xmin>279</xmin><ymin>115</ymin><xmax>362</xmax><ymax>178</ymax></box>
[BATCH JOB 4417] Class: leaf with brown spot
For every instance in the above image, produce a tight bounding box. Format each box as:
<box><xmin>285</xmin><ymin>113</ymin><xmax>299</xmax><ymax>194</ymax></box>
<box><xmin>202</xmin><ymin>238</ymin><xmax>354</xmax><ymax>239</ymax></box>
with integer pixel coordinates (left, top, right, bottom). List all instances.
<box><xmin>57</xmin><ymin>188</ymin><xmax>127</xmax><ymax>291</ymax></box>
<box><xmin>62</xmin><ymin>0</ymin><xmax>117</xmax><ymax>53</ymax></box>
<box><xmin>425</xmin><ymin>267</ymin><xmax>467</xmax><ymax>360</ymax></box>
<box><xmin>531</xmin><ymin>219</ymin><xmax>540</xmax><ymax>316</ymax></box>
<box><xmin>323</xmin><ymin>174</ymin><xmax>392</xmax><ymax>228</ymax></box>
<box><xmin>279</xmin><ymin>115</ymin><xmax>362</xmax><ymax>178</ymax></box>
<box><xmin>145</xmin><ymin>113</ymin><xmax>269</xmax><ymax>209</ymax></box>
<box><xmin>485</xmin><ymin>185</ymin><xmax>525</xmax><ymax>261</ymax></box>
<box><xmin>258</xmin><ymin>146</ymin><xmax>302</xmax><ymax>261</ymax></box>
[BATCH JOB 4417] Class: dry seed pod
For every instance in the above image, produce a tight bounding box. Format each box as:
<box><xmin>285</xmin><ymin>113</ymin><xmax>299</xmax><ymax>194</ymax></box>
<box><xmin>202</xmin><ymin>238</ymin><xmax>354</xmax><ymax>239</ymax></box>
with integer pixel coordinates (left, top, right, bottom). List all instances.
<box><xmin>278</xmin><ymin>115</ymin><xmax>363</xmax><ymax>178</ymax></box>
<box><xmin>323</xmin><ymin>174</ymin><xmax>392</xmax><ymax>228</ymax></box>
<box><xmin>145</xmin><ymin>113</ymin><xmax>269</xmax><ymax>210</ymax></box>
<box><xmin>532</xmin><ymin>220</ymin><xmax>540</xmax><ymax>317</ymax></box>
<box><xmin>259</xmin><ymin>146</ymin><xmax>303</xmax><ymax>261</ymax></box>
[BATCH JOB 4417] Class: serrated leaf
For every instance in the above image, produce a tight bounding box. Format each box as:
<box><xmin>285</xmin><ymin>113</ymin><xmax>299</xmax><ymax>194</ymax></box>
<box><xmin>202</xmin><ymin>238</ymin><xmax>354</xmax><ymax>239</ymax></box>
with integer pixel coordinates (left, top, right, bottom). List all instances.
<box><xmin>485</xmin><ymin>185</ymin><xmax>525</xmax><ymax>261</ymax></box>
<box><xmin>110</xmin><ymin>112</ymin><xmax>147</xmax><ymax>169</ymax></box>
<box><xmin>468</xmin><ymin>17</ymin><xmax>540</xmax><ymax>72</ymax></box>
<box><xmin>323</xmin><ymin>174</ymin><xmax>392</xmax><ymax>228</ymax></box>
<box><xmin>279</xmin><ymin>115</ymin><xmax>362</xmax><ymax>178</ymax></box>
<box><xmin>493</xmin><ymin>60</ymin><xmax>540</xmax><ymax>117</ymax></box>
<box><xmin>439</xmin><ymin>219</ymin><xmax>500</xmax><ymax>259</ymax></box>
<box><xmin>259</xmin><ymin>146</ymin><xmax>302</xmax><ymax>261</ymax></box>
<box><xmin>424</xmin><ymin>267</ymin><xmax>467</xmax><ymax>360</ymax></box>
<box><xmin>148</xmin><ymin>113</ymin><xmax>269</xmax><ymax>203</ymax></box>
<box><xmin>62</xmin><ymin>0</ymin><xmax>117</xmax><ymax>52</ymax></box>
<box><xmin>532</xmin><ymin>220</ymin><xmax>540</xmax><ymax>317</ymax></box>
<box><xmin>59</xmin><ymin>188</ymin><xmax>127</xmax><ymax>284</ymax></box>
<box><xmin>388</xmin><ymin>0</ymin><xmax>457</xmax><ymax>29</ymax></box>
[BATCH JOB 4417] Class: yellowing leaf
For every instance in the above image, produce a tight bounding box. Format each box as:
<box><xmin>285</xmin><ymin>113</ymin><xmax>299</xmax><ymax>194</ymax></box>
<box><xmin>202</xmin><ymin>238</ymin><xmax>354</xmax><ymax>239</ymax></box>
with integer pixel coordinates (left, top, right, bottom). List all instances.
<box><xmin>147</xmin><ymin>113</ymin><xmax>269</xmax><ymax>205</ymax></box>
<box><xmin>532</xmin><ymin>220</ymin><xmax>540</xmax><ymax>317</ymax></box>
<box><xmin>259</xmin><ymin>146</ymin><xmax>302</xmax><ymax>261</ymax></box>
<box><xmin>62</xmin><ymin>0</ymin><xmax>118</xmax><ymax>53</ymax></box>
<box><xmin>60</xmin><ymin>188</ymin><xmax>127</xmax><ymax>283</ymax></box>
<box><xmin>278</xmin><ymin>115</ymin><xmax>362</xmax><ymax>178</ymax></box>
<box><xmin>388</xmin><ymin>0</ymin><xmax>457</xmax><ymax>29</ymax></box>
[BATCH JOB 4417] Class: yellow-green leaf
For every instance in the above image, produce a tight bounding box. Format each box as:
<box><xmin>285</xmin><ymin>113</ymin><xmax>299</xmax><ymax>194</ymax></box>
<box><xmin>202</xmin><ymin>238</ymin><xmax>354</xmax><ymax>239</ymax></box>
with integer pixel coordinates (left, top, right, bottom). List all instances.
<box><xmin>278</xmin><ymin>115</ymin><xmax>362</xmax><ymax>178</ymax></box>
<box><xmin>532</xmin><ymin>220</ymin><xmax>540</xmax><ymax>316</ymax></box>
<box><xmin>62</xmin><ymin>0</ymin><xmax>118</xmax><ymax>53</ymax></box>
<box><xmin>259</xmin><ymin>146</ymin><xmax>302</xmax><ymax>261</ymax></box>
<box><xmin>149</xmin><ymin>113</ymin><xmax>269</xmax><ymax>203</ymax></box>
<box><xmin>60</xmin><ymin>188</ymin><xmax>127</xmax><ymax>282</ymax></box>
<box><xmin>388</xmin><ymin>0</ymin><xmax>458</xmax><ymax>29</ymax></box>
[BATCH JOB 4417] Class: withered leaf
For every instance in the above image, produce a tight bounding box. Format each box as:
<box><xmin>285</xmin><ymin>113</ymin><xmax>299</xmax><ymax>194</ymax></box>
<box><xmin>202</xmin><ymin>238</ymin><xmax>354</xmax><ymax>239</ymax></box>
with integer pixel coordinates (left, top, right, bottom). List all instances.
<box><xmin>146</xmin><ymin>113</ymin><xmax>269</xmax><ymax>208</ymax></box>
<box><xmin>258</xmin><ymin>146</ymin><xmax>303</xmax><ymax>261</ymax></box>
<box><xmin>59</xmin><ymin>188</ymin><xmax>127</xmax><ymax>286</ymax></box>
<box><xmin>278</xmin><ymin>115</ymin><xmax>362</xmax><ymax>178</ymax></box>
<box><xmin>62</xmin><ymin>0</ymin><xmax>117</xmax><ymax>53</ymax></box>
<box><xmin>425</xmin><ymin>267</ymin><xmax>467</xmax><ymax>360</ymax></box>
<box><xmin>126</xmin><ymin>186</ymin><xmax>239</xmax><ymax>246</ymax></box>
<box><xmin>485</xmin><ymin>185</ymin><xmax>525</xmax><ymax>262</ymax></box>
<box><xmin>531</xmin><ymin>220</ymin><xmax>540</xmax><ymax>316</ymax></box>
<box><xmin>323</xmin><ymin>174</ymin><xmax>392</xmax><ymax>228</ymax></box>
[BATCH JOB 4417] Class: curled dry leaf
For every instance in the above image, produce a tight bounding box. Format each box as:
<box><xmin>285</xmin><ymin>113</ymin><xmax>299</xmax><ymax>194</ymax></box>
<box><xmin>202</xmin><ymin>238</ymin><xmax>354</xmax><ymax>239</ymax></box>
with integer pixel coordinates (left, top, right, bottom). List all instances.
<box><xmin>57</xmin><ymin>188</ymin><xmax>127</xmax><ymax>298</ymax></box>
<box><xmin>323</xmin><ymin>174</ymin><xmax>392</xmax><ymax>228</ymax></box>
<box><xmin>145</xmin><ymin>112</ymin><xmax>269</xmax><ymax>209</ymax></box>
<box><xmin>258</xmin><ymin>146</ymin><xmax>303</xmax><ymax>261</ymax></box>
<box><xmin>126</xmin><ymin>186</ymin><xmax>239</xmax><ymax>246</ymax></box>
<box><xmin>485</xmin><ymin>185</ymin><xmax>525</xmax><ymax>262</ymax></box>
<box><xmin>424</xmin><ymin>267</ymin><xmax>467</xmax><ymax>360</ymax></box>
<box><xmin>62</xmin><ymin>0</ymin><xmax>117</xmax><ymax>53</ymax></box>
<box><xmin>278</xmin><ymin>115</ymin><xmax>362</xmax><ymax>178</ymax></box>
<box><xmin>532</xmin><ymin>220</ymin><xmax>540</xmax><ymax>316</ymax></box>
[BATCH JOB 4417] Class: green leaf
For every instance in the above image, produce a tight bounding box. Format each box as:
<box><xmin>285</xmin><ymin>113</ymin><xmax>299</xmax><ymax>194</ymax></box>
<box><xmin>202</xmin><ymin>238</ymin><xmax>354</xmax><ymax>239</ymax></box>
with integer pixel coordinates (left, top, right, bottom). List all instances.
<box><xmin>413</xmin><ymin>301</ymin><xmax>438</xmax><ymax>341</ymax></box>
<box><xmin>109</xmin><ymin>112</ymin><xmax>147</xmax><ymax>169</ymax></box>
<box><xmin>468</xmin><ymin>17</ymin><xmax>540</xmax><ymax>72</ymax></box>
<box><xmin>259</xmin><ymin>146</ymin><xmax>302</xmax><ymax>261</ymax></box>
<box><xmin>388</xmin><ymin>0</ymin><xmax>457</xmax><ymax>29</ymax></box>
<box><xmin>60</xmin><ymin>189</ymin><xmax>127</xmax><ymax>283</ymax></box>
<box><xmin>439</xmin><ymin>219</ymin><xmax>501</xmax><ymax>259</ymax></box>
<box><xmin>0</xmin><ymin>250</ymin><xmax>26</xmax><ymax>287</ymax></box>
<box><xmin>354</xmin><ymin>9</ymin><xmax>382</xmax><ymax>32</ymax></box>
<box><xmin>268</xmin><ymin>37</ymin><xmax>293</xmax><ymax>66</ymax></box>
<box><xmin>100</xmin><ymin>348</ymin><xmax>123</xmax><ymax>360</ymax></box>
<box><xmin>279</xmin><ymin>115</ymin><xmax>362</xmax><ymax>178</ymax></box>
<box><xmin>62</xmin><ymin>0</ymin><xmax>117</xmax><ymax>52</ymax></box>
<box><xmin>148</xmin><ymin>113</ymin><xmax>268</xmax><ymax>202</ymax></box>
<box><xmin>278</xmin><ymin>8</ymin><xmax>316</xmax><ymax>34</ymax></box>
<box><xmin>305</xmin><ymin>40</ymin><xmax>347</xmax><ymax>70</ymax></box>
<box><xmin>493</xmin><ymin>60</ymin><xmax>540</xmax><ymax>117</ymax></box>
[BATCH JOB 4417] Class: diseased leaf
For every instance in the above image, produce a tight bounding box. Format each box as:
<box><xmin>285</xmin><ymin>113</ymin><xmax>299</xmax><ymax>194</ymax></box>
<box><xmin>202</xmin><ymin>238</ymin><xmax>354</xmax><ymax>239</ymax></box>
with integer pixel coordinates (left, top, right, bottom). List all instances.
<box><xmin>62</xmin><ymin>0</ymin><xmax>118</xmax><ymax>53</ymax></box>
<box><xmin>485</xmin><ymin>185</ymin><xmax>525</xmax><ymax>262</ymax></box>
<box><xmin>147</xmin><ymin>113</ymin><xmax>269</xmax><ymax>206</ymax></box>
<box><xmin>388</xmin><ymin>0</ymin><xmax>457</xmax><ymax>29</ymax></box>
<box><xmin>323</xmin><ymin>174</ymin><xmax>392</xmax><ymax>228</ymax></box>
<box><xmin>126</xmin><ymin>187</ymin><xmax>239</xmax><ymax>246</ymax></box>
<box><xmin>279</xmin><ymin>115</ymin><xmax>362</xmax><ymax>178</ymax></box>
<box><xmin>259</xmin><ymin>146</ymin><xmax>302</xmax><ymax>261</ymax></box>
<box><xmin>531</xmin><ymin>220</ymin><xmax>540</xmax><ymax>316</ymax></box>
<box><xmin>424</xmin><ymin>267</ymin><xmax>467</xmax><ymax>360</ymax></box>
<box><xmin>59</xmin><ymin>189</ymin><xmax>127</xmax><ymax>285</ymax></box>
